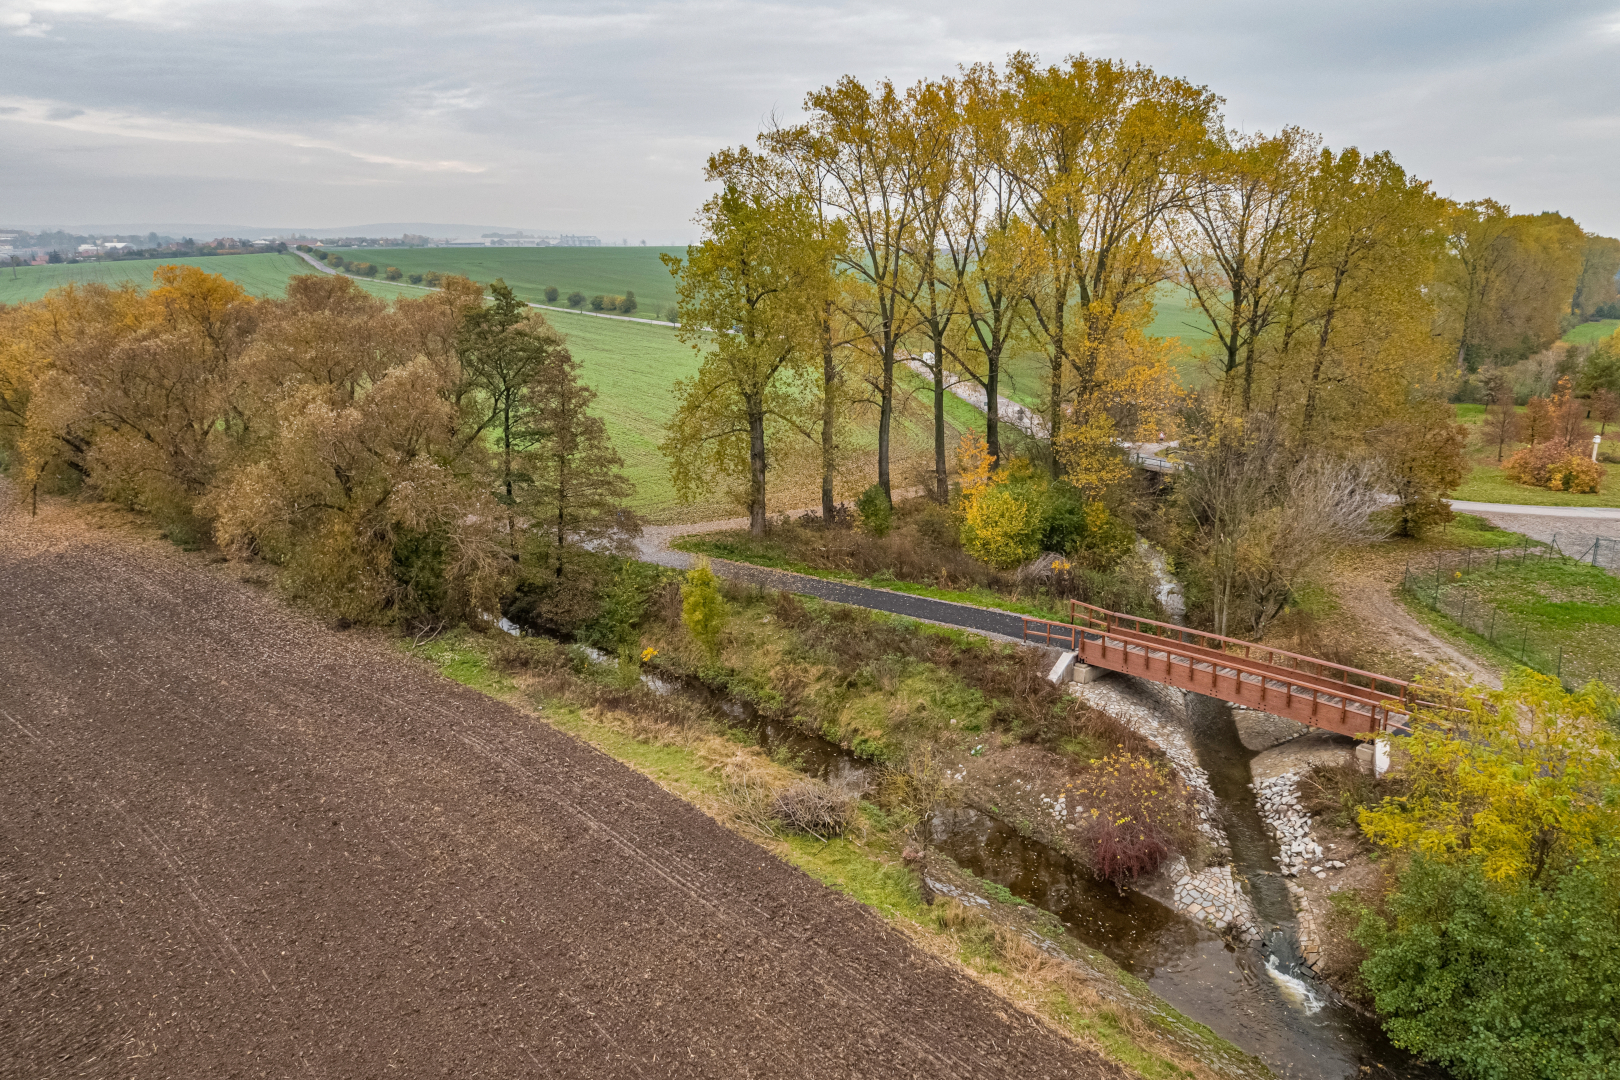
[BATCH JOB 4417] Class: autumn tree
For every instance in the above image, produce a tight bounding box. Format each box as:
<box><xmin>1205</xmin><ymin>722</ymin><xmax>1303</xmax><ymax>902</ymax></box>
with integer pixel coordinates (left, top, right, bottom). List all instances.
<box><xmin>798</xmin><ymin>76</ymin><xmax>921</xmax><ymax>500</ymax></box>
<box><xmin>894</xmin><ymin>76</ymin><xmax>964</xmax><ymax>502</ymax></box>
<box><xmin>1440</xmin><ymin>204</ymin><xmax>1586</xmax><ymax>367</ymax></box>
<box><xmin>1480</xmin><ymin>371</ymin><xmax>1519</xmax><ymax>462</ymax></box>
<box><xmin>1592</xmin><ymin>387</ymin><xmax>1618</xmax><ymax>435</ymax></box>
<box><xmin>1175</xmin><ymin>411</ymin><xmax>1383</xmax><ymax>636</ymax></box>
<box><xmin>1004</xmin><ymin>51</ymin><xmax>1216</xmax><ymax>464</ymax></box>
<box><xmin>1354</xmin><ymin>674</ymin><xmax>1620</xmax><ymax>1080</ymax></box>
<box><xmin>1522</xmin><ymin>394</ymin><xmax>1553</xmax><ymax>446</ymax></box>
<box><xmin>663</xmin><ymin>161</ymin><xmax>825</xmax><ymax>533</ymax></box>
<box><xmin>1572</xmin><ymin>233</ymin><xmax>1620</xmax><ymax>318</ymax></box>
<box><xmin>1172</xmin><ymin>127</ymin><xmax>1313</xmax><ymax>411</ymax></box>
<box><xmin>456</xmin><ymin>280</ymin><xmax>573</xmax><ymax>549</ymax></box>
<box><xmin>1372</xmin><ymin>399</ymin><xmax>1468</xmax><ymax>538</ymax></box>
<box><xmin>19</xmin><ymin>268</ymin><xmax>253</xmax><ymax>534</ymax></box>
<box><xmin>524</xmin><ymin>344</ymin><xmax>638</xmax><ymax>577</ymax></box>
<box><xmin>942</xmin><ymin>64</ymin><xmax>1034</xmax><ymax>469</ymax></box>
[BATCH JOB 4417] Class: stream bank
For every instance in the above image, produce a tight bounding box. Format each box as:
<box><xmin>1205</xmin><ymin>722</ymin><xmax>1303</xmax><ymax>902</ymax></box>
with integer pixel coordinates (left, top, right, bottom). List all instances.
<box><xmin>627</xmin><ymin>646</ymin><xmax>1434</xmax><ymax>1078</ymax></box>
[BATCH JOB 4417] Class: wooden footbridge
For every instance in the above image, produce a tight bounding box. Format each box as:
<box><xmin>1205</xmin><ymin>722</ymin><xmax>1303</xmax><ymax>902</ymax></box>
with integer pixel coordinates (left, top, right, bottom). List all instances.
<box><xmin>1025</xmin><ymin>601</ymin><xmax>1427</xmax><ymax>737</ymax></box>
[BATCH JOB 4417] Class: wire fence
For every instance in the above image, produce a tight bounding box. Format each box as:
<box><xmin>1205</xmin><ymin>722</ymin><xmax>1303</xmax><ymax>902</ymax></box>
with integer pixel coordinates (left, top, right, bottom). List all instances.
<box><xmin>1400</xmin><ymin>540</ymin><xmax>1617</xmax><ymax>691</ymax></box>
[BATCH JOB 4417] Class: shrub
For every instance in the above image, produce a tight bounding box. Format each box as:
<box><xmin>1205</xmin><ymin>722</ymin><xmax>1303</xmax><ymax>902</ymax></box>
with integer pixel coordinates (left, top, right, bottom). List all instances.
<box><xmin>544</xmin><ymin>286</ymin><xmax>559</xmax><ymax>303</ymax></box>
<box><xmin>854</xmin><ymin>484</ymin><xmax>892</xmax><ymax>537</ymax></box>
<box><xmin>1067</xmin><ymin>752</ymin><xmax>1202</xmax><ymax>886</ymax></box>
<box><xmin>680</xmin><ymin>558</ymin><xmax>727</xmax><ymax>660</ymax></box>
<box><xmin>1351</xmin><ymin>675</ymin><xmax>1620</xmax><ymax>1078</ymax></box>
<box><xmin>1356</xmin><ymin>855</ymin><xmax>1620</xmax><ymax>1080</ymax></box>
<box><xmin>324</xmin><ymin>251</ymin><xmax>343</xmax><ymax>265</ymax></box>
<box><xmin>1504</xmin><ymin>441</ymin><xmax>1604</xmax><ymax>493</ymax></box>
<box><xmin>960</xmin><ymin>482</ymin><xmax>1043</xmax><ymax>569</ymax></box>
<box><xmin>618</xmin><ymin>290</ymin><xmax>637</xmax><ymax>314</ymax></box>
<box><xmin>351</xmin><ymin>262</ymin><xmax>377</xmax><ymax>277</ymax></box>
<box><xmin>567</xmin><ymin>291</ymin><xmax>585</xmax><ymax>308</ymax></box>
<box><xmin>770</xmin><ymin>778</ymin><xmax>859</xmax><ymax>838</ymax></box>
<box><xmin>407</xmin><ymin>273</ymin><xmax>423</xmax><ymax>285</ymax></box>
<box><xmin>589</xmin><ymin>294</ymin><xmax>607</xmax><ymax>311</ymax></box>
<box><xmin>384</xmin><ymin>266</ymin><xmax>403</xmax><ymax>281</ymax></box>
<box><xmin>422</xmin><ymin>271</ymin><xmax>442</xmax><ymax>286</ymax></box>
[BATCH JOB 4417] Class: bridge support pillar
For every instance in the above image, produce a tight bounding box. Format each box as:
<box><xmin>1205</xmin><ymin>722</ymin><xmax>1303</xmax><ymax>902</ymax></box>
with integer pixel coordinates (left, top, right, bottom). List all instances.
<box><xmin>1374</xmin><ymin>739</ymin><xmax>1390</xmax><ymax>777</ymax></box>
<box><xmin>1072</xmin><ymin>663</ymin><xmax>1108</xmax><ymax>684</ymax></box>
<box><xmin>1047</xmin><ymin>651</ymin><xmax>1076</xmax><ymax>684</ymax></box>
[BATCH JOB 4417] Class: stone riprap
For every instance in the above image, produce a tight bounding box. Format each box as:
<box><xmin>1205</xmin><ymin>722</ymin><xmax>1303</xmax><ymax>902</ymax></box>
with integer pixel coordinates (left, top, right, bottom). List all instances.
<box><xmin>1254</xmin><ymin>771</ymin><xmax>1348</xmax><ymax>972</ymax></box>
<box><xmin>1071</xmin><ymin>678</ymin><xmax>1257</xmax><ymax>939</ymax></box>
<box><xmin>1166</xmin><ymin>858</ymin><xmax>1257</xmax><ymax>941</ymax></box>
<box><xmin>1253</xmin><ymin>772</ymin><xmax>1326</xmax><ymax>878</ymax></box>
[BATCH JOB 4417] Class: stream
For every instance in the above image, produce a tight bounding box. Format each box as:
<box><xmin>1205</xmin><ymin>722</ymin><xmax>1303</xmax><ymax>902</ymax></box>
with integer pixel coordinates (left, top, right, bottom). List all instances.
<box><xmin>594</xmin><ymin>647</ymin><xmax>1437</xmax><ymax>1077</ymax></box>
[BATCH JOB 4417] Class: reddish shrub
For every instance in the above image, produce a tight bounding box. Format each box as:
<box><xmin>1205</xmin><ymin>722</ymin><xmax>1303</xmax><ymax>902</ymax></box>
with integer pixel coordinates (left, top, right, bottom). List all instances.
<box><xmin>1068</xmin><ymin>753</ymin><xmax>1202</xmax><ymax>886</ymax></box>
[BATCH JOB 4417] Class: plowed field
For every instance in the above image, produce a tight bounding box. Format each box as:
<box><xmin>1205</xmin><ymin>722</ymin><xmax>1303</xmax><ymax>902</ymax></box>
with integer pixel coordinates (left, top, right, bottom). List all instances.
<box><xmin>0</xmin><ymin>500</ymin><xmax>1116</xmax><ymax>1079</ymax></box>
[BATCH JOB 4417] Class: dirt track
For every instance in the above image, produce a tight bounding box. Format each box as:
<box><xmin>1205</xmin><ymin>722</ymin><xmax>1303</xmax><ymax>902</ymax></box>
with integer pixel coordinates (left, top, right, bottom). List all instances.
<box><xmin>0</xmin><ymin>502</ymin><xmax>1116</xmax><ymax>1079</ymax></box>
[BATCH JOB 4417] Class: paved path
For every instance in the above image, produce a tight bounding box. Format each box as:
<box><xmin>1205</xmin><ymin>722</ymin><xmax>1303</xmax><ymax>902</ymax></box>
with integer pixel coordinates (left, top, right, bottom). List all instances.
<box><xmin>639</xmin><ymin>521</ymin><xmax>1028</xmax><ymax>642</ymax></box>
<box><xmin>0</xmin><ymin>498</ymin><xmax>1111</xmax><ymax>1079</ymax></box>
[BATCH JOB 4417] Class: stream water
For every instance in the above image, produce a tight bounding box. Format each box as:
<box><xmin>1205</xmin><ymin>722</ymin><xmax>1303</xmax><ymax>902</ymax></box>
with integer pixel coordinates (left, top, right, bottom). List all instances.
<box><xmin>613</xmin><ymin>652</ymin><xmax>1436</xmax><ymax>1077</ymax></box>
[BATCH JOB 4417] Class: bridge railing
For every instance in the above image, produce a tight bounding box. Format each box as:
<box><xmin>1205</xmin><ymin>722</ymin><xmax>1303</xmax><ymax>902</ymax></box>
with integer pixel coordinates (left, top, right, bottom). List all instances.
<box><xmin>1067</xmin><ymin>600</ymin><xmax>1419</xmax><ymax>709</ymax></box>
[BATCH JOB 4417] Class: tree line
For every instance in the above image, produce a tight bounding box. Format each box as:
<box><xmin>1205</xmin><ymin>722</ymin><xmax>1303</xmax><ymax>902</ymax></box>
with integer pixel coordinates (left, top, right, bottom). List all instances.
<box><xmin>0</xmin><ymin>267</ymin><xmax>637</xmax><ymax>628</ymax></box>
<box><xmin>660</xmin><ymin>52</ymin><xmax>1617</xmax><ymax>541</ymax></box>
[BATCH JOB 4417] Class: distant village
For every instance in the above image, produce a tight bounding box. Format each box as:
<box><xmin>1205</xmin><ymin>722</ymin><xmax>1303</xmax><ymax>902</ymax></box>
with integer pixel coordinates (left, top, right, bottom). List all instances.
<box><xmin>0</xmin><ymin>229</ymin><xmax>605</xmax><ymax>265</ymax></box>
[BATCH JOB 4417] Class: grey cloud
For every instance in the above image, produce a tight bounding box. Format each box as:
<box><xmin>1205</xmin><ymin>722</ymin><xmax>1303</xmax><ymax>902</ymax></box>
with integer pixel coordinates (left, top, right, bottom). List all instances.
<box><xmin>2</xmin><ymin>0</ymin><xmax>1617</xmax><ymax>237</ymax></box>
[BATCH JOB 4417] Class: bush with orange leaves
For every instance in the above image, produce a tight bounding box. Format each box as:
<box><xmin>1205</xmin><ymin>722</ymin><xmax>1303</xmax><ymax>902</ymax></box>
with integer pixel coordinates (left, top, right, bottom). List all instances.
<box><xmin>1066</xmin><ymin>752</ymin><xmax>1204</xmax><ymax>887</ymax></box>
<box><xmin>1504</xmin><ymin>440</ymin><xmax>1604</xmax><ymax>493</ymax></box>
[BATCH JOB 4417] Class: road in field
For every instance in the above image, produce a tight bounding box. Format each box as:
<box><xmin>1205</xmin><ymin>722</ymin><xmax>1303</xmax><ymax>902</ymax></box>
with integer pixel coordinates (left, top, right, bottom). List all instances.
<box><xmin>0</xmin><ymin>502</ymin><xmax>1113</xmax><ymax>1079</ymax></box>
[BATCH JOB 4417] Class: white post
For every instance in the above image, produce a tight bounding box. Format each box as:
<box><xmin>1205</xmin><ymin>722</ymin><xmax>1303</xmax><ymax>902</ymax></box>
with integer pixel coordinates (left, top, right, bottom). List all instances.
<box><xmin>1374</xmin><ymin>739</ymin><xmax>1391</xmax><ymax>777</ymax></box>
<box><xmin>1595</xmin><ymin>435</ymin><xmax>1603</xmax><ymax>463</ymax></box>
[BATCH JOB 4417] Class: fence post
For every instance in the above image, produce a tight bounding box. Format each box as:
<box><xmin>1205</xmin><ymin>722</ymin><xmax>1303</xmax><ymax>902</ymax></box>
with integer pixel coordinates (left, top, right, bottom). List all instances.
<box><xmin>1557</xmin><ymin>647</ymin><xmax>1563</xmax><ymax>679</ymax></box>
<box><xmin>1488</xmin><ymin>609</ymin><xmax>1496</xmax><ymax>641</ymax></box>
<box><xmin>1520</xmin><ymin>628</ymin><xmax>1528</xmax><ymax>662</ymax></box>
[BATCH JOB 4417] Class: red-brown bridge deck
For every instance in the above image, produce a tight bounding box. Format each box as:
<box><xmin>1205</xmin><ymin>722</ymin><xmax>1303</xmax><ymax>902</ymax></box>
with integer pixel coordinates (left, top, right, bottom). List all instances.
<box><xmin>1025</xmin><ymin>602</ymin><xmax>1421</xmax><ymax>736</ymax></box>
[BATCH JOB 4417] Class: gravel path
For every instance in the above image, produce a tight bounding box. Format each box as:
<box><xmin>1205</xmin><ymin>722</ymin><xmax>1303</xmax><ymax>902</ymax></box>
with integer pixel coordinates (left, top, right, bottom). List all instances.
<box><xmin>1450</xmin><ymin>500</ymin><xmax>1620</xmax><ymax>570</ymax></box>
<box><xmin>0</xmin><ymin>501</ymin><xmax>1115</xmax><ymax>1079</ymax></box>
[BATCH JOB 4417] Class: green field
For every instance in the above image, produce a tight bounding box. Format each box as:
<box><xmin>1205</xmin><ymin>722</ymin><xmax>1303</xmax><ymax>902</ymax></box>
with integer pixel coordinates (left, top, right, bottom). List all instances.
<box><xmin>0</xmin><ymin>253</ymin><xmax>340</xmax><ymax>305</ymax></box>
<box><xmin>323</xmin><ymin>247</ymin><xmax>688</xmax><ymax>316</ymax></box>
<box><xmin>1563</xmin><ymin>319</ymin><xmax>1620</xmax><ymax>346</ymax></box>
<box><xmin>553</xmin><ymin>312</ymin><xmax>991</xmax><ymax>523</ymax></box>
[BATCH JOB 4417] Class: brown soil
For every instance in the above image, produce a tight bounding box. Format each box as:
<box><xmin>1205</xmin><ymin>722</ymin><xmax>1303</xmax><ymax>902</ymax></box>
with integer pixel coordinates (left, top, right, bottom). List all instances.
<box><xmin>1322</xmin><ymin>547</ymin><xmax>1502</xmax><ymax>687</ymax></box>
<box><xmin>0</xmin><ymin>495</ymin><xmax>1120</xmax><ymax>1079</ymax></box>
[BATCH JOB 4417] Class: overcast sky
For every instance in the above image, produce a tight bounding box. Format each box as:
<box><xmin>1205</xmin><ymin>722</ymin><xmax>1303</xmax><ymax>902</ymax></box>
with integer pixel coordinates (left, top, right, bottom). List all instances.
<box><xmin>3</xmin><ymin>0</ymin><xmax>1618</xmax><ymax>241</ymax></box>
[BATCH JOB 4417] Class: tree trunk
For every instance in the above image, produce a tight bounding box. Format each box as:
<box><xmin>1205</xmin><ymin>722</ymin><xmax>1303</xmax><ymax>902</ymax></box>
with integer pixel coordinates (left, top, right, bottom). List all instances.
<box><xmin>749</xmin><ymin>396</ymin><xmax>768</xmax><ymax>536</ymax></box>
<box><xmin>930</xmin><ymin>342</ymin><xmax>947</xmax><ymax>503</ymax></box>
<box><xmin>985</xmin><ymin>345</ymin><xmax>1002</xmax><ymax>468</ymax></box>
<box><xmin>821</xmin><ymin>312</ymin><xmax>838</xmax><ymax>522</ymax></box>
<box><xmin>877</xmin><ymin>342</ymin><xmax>894</xmax><ymax>500</ymax></box>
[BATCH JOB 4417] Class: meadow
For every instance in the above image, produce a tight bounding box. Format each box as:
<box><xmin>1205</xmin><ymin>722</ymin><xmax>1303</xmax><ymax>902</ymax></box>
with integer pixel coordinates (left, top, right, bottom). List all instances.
<box><xmin>1563</xmin><ymin>319</ymin><xmax>1620</xmax><ymax>345</ymax></box>
<box><xmin>1451</xmin><ymin>401</ymin><xmax>1617</xmax><ymax>507</ymax></box>
<box><xmin>0</xmin><ymin>252</ymin><xmax>329</xmax><ymax>305</ymax></box>
<box><xmin>327</xmin><ymin>247</ymin><xmax>688</xmax><ymax>315</ymax></box>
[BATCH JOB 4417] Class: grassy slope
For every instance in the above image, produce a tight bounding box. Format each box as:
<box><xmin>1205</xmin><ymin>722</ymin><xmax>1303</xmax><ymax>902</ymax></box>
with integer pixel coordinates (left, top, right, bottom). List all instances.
<box><xmin>1562</xmin><ymin>319</ymin><xmax>1620</xmax><ymax>345</ymax></box>
<box><xmin>1451</xmin><ymin>401</ymin><xmax>1619</xmax><ymax>507</ymax></box>
<box><xmin>336</xmin><ymin>247</ymin><xmax>687</xmax><ymax>314</ymax></box>
<box><xmin>0</xmin><ymin>252</ymin><xmax>325</xmax><ymax>304</ymax></box>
